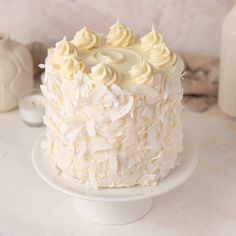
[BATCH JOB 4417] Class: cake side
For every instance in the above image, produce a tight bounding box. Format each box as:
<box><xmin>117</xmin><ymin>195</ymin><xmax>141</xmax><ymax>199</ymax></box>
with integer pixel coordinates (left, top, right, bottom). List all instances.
<box><xmin>41</xmin><ymin>21</ymin><xmax>184</xmax><ymax>189</ymax></box>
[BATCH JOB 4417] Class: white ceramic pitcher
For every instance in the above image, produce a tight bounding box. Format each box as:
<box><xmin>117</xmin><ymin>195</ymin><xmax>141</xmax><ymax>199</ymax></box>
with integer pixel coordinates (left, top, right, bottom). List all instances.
<box><xmin>0</xmin><ymin>34</ymin><xmax>33</xmax><ymax>112</ymax></box>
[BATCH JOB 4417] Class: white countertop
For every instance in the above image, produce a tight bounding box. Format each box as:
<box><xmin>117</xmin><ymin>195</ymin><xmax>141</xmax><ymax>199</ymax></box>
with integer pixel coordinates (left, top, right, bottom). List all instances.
<box><xmin>0</xmin><ymin>106</ymin><xmax>236</xmax><ymax>236</ymax></box>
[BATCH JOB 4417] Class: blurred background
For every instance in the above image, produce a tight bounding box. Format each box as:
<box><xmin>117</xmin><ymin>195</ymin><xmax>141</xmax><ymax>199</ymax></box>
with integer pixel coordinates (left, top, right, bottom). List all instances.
<box><xmin>1</xmin><ymin>0</ymin><xmax>235</xmax><ymax>56</ymax></box>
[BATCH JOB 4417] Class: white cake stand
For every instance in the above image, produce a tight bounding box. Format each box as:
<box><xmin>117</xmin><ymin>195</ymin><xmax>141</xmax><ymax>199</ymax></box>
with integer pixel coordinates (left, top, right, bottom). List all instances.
<box><xmin>32</xmin><ymin>132</ymin><xmax>198</xmax><ymax>225</ymax></box>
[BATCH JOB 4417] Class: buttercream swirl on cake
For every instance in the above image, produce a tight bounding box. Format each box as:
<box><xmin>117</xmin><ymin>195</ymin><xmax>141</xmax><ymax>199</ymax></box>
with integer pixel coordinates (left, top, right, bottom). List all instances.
<box><xmin>89</xmin><ymin>63</ymin><xmax>120</xmax><ymax>86</ymax></box>
<box><xmin>50</xmin><ymin>37</ymin><xmax>78</xmax><ymax>64</ymax></box>
<box><xmin>106</xmin><ymin>19</ymin><xmax>135</xmax><ymax>47</ymax></box>
<box><xmin>48</xmin><ymin>37</ymin><xmax>87</xmax><ymax>77</ymax></box>
<box><xmin>60</xmin><ymin>55</ymin><xmax>85</xmax><ymax>79</ymax></box>
<box><xmin>149</xmin><ymin>42</ymin><xmax>177</xmax><ymax>70</ymax></box>
<box><xmin>93</xmin><ymin>49</ymin><xmax>124</xmax><ymax>64</ymax></box>
<box><xmin>140</xmin><ymin>25</ymin><xmax>163</xmax><ymax>52</ymax></box>
<box><xmin>128</xmin><ymin>61</ymin><xmax>155</xmax><ymax>85</ymax></box>
<box><xmin>71</xmin><ymin>27</ymin><xmax>101</xmax><ymax>50</ymax></box>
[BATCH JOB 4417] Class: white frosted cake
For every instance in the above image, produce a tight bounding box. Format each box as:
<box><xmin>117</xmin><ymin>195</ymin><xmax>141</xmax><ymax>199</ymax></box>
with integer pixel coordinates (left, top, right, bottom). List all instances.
<box><xmin>41</xmin><ymin>20</ymin><xmax>184</xmax><ymax>189</ymax></box>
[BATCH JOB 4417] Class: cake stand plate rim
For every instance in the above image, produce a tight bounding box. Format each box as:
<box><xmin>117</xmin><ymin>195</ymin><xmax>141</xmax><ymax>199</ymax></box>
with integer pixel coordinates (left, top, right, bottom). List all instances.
<box><xmin>32</xmin><ymin>131</ymin><xmax>198</xmax><ymax>202</ymax></box>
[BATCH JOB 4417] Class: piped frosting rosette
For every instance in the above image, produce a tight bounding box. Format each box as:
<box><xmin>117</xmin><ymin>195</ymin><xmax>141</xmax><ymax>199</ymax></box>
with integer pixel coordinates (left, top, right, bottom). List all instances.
<box><xmin>148</xmin><ymin>42</ymin><xmax>177</xmax><ymax>71</ymax></box>
<box><xmin>46</xmin><ymin>37</ymin><xmax>86</xmax><ymax>80</ymax></box>
<box><xmin>59</xmin><ymin>55</ymin><xmax>85</xmax><ymax>79</ymax></box>
<box><xmin>129</xmin><ymin>61</ymin><xmax>156</xmax><ymax>86</ymax></box>
<box><xmin>71</xmin><ymin>27</ymin><xmax>101</xmax><ymax>50</ymax></box>
<box><xmin>89</xmin><ymin>63</ymin><xmax>120</xmax><ymax>87</ymax></box>
<box><xmin>106</xmin><ymin>20</ymin><xmax>135</xmax><ymax>47</ymax></box>
<box><xmin>140</xmin><ymin>25</ymin><xmax>163</xmax><ymax>52</ymax></box>
<box><xmin>48</xmin><ymin>37</ymin><xmax>78</xmax><ymax>66</ymax></box>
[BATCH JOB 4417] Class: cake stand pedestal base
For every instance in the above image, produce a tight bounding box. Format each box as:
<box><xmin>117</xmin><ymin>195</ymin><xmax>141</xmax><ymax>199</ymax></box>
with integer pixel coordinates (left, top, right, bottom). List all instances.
<box><xmin>73</xmin><ymin>197</ymin><xmax>153</xmax><ymax>225</ymax></box>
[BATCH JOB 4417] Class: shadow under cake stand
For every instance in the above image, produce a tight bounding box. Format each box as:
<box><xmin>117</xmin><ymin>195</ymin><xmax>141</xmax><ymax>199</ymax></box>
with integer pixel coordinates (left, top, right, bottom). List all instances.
<box><xmin>32</xmin><ymin>132</ymin><xmax>198</xmax><ymax>225</ymax></box>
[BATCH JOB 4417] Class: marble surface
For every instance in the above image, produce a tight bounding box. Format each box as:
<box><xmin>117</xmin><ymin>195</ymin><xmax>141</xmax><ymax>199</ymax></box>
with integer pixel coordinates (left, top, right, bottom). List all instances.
<box><xmin>0</xmin><ymin>0</ymin><xmax>236</xmax><ymax>56</ymax></box>
<box><xmin>0</xmin><ymin>106</ymin><xmax>236</xmax><ymax>236</ymax></box>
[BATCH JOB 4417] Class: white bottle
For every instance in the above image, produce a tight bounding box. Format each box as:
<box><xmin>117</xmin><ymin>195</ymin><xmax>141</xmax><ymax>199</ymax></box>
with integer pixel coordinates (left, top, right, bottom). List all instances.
<box><xmin>219</xmin><ymin>5</ymin><xmax>236</xmax><ymax>117</ymax></box>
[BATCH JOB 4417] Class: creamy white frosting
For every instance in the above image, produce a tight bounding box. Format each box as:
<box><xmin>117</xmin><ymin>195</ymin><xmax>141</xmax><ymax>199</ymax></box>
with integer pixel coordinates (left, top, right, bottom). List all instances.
<box><xmin>128</xmin><ymin>61</ymin><xmax>155</xmax><ymax>85</ymax></box>
<box><xmin>149</xmin><ymin>42</ymin><xmax>177</xmax><ymax>70</ymax></box>
<box><xmin>60</xmin><ymin>55</ymin><xmax>85</xmax><ymax>79</ymax></box>
<box><xmin>42</xmin><ymin>24</ymin><xmax>184</xmax><ymax>189</ymax></box>
<box><xmin>93</xmin><ymin>50</ymin><xmax>124</xmax><ymax>64</ymax></box>
<box><xmin>80</xmin><ymin>47</ymin><xmax>142</xmax><ymax>75</ymax></box>
<box><xmin>89</xmin><ymin>63</ymin><xmax>120</xmax><ymax>86</ymax></box>
<box><xmin>71</xmin><ymin>27</ymin><xmax>101</xmax><ymax>50</ymax></box>
<box><xmin>106</xmin><ymin>19</ymin><xmax>135</xmax><ymax>47</ymax></box>
<box><xmin>47</xmin><ymin>37</ymin><xmax>85</xmax><ymax>79</ymax></box>
<box><xmin>50</xmin><ymin>36</ymin><xmax>78</xmax><ymax>64</ymax></box>
<box><xmin>140</xmin><ymin>25</ymin><xmax>163</xmax><ymax>52</ymax></box>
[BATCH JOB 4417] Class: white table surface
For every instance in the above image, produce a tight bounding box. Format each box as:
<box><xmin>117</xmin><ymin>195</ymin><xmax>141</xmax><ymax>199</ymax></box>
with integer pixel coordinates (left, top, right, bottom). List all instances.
<box><xmin>0</xmin><ymin>106</ymin><xmax>236</xmax><ymax>236</ymax></box>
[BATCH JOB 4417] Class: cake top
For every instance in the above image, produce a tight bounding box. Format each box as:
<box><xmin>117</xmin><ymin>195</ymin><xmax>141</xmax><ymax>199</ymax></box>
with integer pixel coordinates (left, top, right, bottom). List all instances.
<box><xmin>46</xmin><ymin>19</ymin><xmax>178</xmax><ymax>88</ymax></box>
